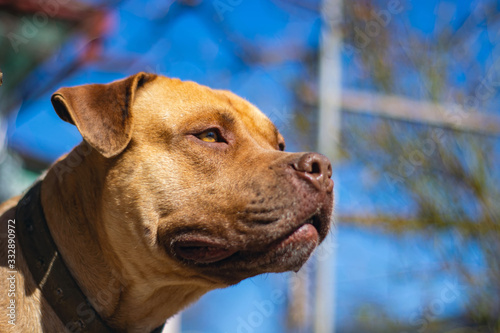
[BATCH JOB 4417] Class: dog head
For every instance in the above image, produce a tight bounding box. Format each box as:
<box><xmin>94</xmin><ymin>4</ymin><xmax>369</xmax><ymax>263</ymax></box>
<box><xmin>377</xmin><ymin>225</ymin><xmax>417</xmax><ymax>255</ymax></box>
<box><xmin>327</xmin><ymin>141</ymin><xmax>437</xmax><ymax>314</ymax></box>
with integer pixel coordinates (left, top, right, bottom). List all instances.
<box><xmin>51</xmin><ymin>72</ymin><xmax>334</xmax><ymax>286</ymax></box>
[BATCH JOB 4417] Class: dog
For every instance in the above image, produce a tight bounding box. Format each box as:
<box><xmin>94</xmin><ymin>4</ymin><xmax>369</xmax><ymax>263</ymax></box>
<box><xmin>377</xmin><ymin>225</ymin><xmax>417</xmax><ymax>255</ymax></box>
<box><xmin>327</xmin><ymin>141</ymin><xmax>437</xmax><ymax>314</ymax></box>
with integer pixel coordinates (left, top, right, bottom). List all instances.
<box><xmin>0</xmin><ymin>72</ymin><xmax>334</xmax><ymax>332</ymax></box>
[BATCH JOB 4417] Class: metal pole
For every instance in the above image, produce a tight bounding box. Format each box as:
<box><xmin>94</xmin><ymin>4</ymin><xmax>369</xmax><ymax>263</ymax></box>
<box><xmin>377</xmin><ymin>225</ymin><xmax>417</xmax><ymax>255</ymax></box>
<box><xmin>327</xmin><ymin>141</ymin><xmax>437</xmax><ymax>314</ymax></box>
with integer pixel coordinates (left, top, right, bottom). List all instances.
<box><xmin>315</xmin><ymin>0</ymin><xmax>342</xmax><ymax>332</ymax></box>
<box><xmin>161</xmin><ymin>314</ymin><xmax>181</xmax><ymax>333</ymax></box>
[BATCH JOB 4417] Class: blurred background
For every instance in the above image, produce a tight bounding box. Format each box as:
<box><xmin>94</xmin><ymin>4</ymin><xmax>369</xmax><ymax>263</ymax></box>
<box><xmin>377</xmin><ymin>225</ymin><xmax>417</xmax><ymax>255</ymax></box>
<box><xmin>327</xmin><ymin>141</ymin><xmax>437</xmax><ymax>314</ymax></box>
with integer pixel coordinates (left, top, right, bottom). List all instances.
<box><xmin>1</xmin><ymin>0</ymin><xmax>500</xmax><ymax>332</ymax></box>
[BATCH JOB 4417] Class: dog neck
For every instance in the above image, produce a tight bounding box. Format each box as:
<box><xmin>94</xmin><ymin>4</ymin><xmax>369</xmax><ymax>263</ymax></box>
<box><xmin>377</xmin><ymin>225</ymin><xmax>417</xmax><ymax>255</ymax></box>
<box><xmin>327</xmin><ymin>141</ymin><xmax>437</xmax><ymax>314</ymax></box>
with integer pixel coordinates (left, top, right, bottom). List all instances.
<box><xmin>40</xmin><ymin>144</ymin><xmax>215</xmax><ymax>332</ymax></box>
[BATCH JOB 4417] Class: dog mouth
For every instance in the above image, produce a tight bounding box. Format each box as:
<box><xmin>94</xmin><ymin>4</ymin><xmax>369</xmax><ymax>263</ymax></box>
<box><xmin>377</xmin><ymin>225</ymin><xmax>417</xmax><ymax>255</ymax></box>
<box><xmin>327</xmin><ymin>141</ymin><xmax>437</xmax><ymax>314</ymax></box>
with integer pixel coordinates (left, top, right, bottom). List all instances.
<box><xmin>267</xmin><ymin>219</ymin><xmax>319</xmax><ymax>253</ymax></box>
<box><xmin>173</xmin><ymin>215</ymin><xmax>324</xmax><ymax>266</ymax></box>
<box><xmin>173</xmin><ymin>238</ymin><xmax>238</xmax><ymax>264</ymax></box>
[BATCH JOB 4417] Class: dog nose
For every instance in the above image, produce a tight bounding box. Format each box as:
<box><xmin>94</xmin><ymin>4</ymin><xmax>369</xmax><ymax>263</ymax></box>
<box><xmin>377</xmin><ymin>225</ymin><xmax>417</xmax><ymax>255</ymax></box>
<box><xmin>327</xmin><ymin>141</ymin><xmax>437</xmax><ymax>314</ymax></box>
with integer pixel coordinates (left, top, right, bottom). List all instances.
<box><xmin>293</xmin><ymin>153</ymin><xmax>333</xmax><ymax>193</ymax></box>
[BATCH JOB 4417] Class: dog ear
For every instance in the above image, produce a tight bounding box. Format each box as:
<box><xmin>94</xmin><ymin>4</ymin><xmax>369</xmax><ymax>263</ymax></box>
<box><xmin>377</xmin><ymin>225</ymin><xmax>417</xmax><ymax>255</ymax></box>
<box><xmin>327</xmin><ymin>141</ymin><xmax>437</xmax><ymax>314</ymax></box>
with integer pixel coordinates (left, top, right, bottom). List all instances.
<box><xmin>51</xmin><ymin>72</ymin><xmax>156</xmax><ymax>158</ymax></box>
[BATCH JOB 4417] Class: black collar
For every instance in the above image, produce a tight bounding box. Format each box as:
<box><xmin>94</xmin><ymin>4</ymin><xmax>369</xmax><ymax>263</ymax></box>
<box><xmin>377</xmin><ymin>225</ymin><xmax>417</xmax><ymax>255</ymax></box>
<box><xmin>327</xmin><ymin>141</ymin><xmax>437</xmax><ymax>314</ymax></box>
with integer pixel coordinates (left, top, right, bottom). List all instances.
<box><xmin>16</xmin><ymin>181</ymin><xmax>165</xmax><ymax>333</ymax></box>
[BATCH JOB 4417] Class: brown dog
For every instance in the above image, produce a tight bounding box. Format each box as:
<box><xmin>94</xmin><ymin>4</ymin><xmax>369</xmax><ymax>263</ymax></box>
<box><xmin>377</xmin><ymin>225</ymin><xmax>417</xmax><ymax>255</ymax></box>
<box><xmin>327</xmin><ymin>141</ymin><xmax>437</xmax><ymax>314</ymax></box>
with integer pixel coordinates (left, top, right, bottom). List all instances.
<box><xmin>0</xmin><ymin>73</ymin><xmax>333</xmax><ymax>332</ymax></box>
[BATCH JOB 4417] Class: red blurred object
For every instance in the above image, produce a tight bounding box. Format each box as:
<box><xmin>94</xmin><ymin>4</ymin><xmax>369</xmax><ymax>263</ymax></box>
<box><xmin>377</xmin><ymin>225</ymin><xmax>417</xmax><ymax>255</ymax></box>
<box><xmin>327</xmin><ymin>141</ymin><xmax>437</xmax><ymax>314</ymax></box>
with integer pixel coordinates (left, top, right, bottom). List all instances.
<box><xmin>0</xmin><ymin>0</ymin><xmax>111</xmax><ymax>63</ymax></box>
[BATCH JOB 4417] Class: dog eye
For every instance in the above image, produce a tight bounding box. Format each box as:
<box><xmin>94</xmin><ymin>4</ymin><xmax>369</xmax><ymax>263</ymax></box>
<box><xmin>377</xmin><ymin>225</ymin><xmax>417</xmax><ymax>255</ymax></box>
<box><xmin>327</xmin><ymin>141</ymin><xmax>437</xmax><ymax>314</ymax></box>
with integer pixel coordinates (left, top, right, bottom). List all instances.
<box><xmin>197</xmin><ymin>130</ymin><xmax>220</xmax><ymax>143</ymax></box>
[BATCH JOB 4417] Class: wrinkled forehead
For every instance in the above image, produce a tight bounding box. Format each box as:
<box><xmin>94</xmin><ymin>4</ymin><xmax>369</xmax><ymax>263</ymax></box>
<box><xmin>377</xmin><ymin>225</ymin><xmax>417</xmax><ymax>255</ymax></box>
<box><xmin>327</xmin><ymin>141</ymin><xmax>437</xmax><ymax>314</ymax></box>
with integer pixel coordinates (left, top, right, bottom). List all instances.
<box><xmin>134</xmin><ymin>76</ymin><xmax>280</xmax><ymax>144</ymax></box>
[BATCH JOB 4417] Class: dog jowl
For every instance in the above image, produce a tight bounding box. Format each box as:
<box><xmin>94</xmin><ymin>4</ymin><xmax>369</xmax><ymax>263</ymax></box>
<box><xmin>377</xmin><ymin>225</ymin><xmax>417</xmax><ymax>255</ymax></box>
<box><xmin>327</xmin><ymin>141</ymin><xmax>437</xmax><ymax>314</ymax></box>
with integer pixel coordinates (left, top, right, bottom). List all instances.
<box><xmin>0</xmin><ymin>72</ymin><xmax>334</xmax><ymax>332</ymax></box>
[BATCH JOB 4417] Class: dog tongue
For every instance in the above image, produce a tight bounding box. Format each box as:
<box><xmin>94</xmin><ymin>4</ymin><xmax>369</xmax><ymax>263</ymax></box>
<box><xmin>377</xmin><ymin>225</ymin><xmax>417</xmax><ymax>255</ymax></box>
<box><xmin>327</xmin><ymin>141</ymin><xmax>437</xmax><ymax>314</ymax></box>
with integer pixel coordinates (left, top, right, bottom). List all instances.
<box><xmin>175</xmin><ymin>240</ymin><xmax>237</xmax><ymax>264</ymax></box>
